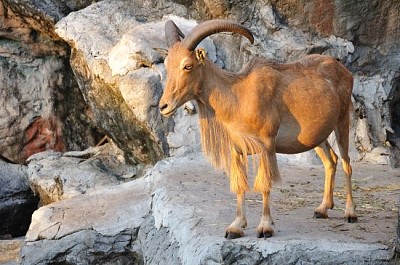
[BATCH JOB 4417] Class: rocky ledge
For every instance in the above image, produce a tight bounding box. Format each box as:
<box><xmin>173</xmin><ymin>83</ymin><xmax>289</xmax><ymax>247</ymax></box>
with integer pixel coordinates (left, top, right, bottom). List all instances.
<box><xmin>20</xmin><ymin>153</ymin><xmax>398</xmax><ymax>264</ymax></box>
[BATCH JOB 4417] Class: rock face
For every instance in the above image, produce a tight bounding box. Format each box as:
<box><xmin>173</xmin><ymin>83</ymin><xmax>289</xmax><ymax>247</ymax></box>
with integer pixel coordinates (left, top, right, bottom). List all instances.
<box><xmin>20</xmin><ymin>154</ymin><xmax>398</xmax><ymax>264</ymax></box>
<box><xmin>1</xmin><ymin>0</ymin><xmax>399</xmax><ymax>166</ymax></box>
<box><xmin>54</xmin><ymin>2</ymin><xmax>195</xmax><ymax>165</ymax></box>
<box><xmin>0</xmin><ymin>0</ymin><xmax>102</xmax><ymax>164</ymax></box>
<box><xmin>0</xmin><ymin>160</ymin><xmax>38</xmax><ymax>237</ymax></box>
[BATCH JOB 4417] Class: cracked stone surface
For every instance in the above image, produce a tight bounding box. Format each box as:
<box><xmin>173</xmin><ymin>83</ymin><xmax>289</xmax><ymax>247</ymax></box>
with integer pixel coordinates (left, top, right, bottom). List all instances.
<box><xmin>20</xmin><ymin>153</ymin><xmax>399</xmax><ymax>264</ymax></box>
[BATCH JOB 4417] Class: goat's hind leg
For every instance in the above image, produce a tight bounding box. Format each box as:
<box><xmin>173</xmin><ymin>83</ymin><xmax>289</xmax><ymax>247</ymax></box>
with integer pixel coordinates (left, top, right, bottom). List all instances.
<box><xmin>314</xmin><ymin>140</ymin><xmax>338</xmax><ymax>219</ymax></box>
<box><xmin>335</xmin><ymin>121</ymin><xmax>357</xmax><ymax>223</ymax></box>
<box><xmin>225</xmin><ymin>151</ymin><xmax>248</xmax><ymax>239</ymax></box>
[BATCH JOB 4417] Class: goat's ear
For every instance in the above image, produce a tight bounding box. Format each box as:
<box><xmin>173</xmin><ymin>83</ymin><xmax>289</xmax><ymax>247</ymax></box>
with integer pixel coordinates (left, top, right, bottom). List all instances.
<box><xmin>195</xmin><ymin>48</ymin><xmax>207</xmax><ymax>65</ymax></box>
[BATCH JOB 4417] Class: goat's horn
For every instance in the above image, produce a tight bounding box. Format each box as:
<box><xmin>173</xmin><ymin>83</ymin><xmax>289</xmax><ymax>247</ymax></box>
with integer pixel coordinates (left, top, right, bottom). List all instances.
<box><xmin>165</xmin><ymin>20</ymin><xmax>185</xmax><ymax>47</ymax></box>
<box><xmin>182</xmin><ymin>19</ymin><xmax>254</xmax><ymax>51</ymax></box>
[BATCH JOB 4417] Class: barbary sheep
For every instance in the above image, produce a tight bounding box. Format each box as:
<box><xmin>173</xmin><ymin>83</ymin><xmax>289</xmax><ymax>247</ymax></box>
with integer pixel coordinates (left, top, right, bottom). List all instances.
<box><xmin>159</xmin><ymin>19</ymin><xmax>357</xmax><ymax>239</ymax></box>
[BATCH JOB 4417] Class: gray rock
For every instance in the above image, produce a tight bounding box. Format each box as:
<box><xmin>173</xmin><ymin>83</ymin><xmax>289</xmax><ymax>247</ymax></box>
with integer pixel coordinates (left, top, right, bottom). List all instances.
<box><xmin>0</xmin><ymin>160</ymin><xmax>38</xmax><ymax>237</ymax></box>
<box><xmin>21</xmin><ymin>153</ymin><xmax>398</xmax><ymax>264</ymax></box>
<box><xmin>398</xmin><ymin>198</ymin><xmax>400</xmax><ymax>256</ymax></box>
<box><xmin>22</xmin><ymin>176</ymin><xmax>151</xmax><ymax>265</ymax></box>
<box><xmin>26</xmin><ymin>143</ymin><xmax>143</xmax><ymax>205</ymax></box>
<box><xmin>54</xmin><ymin>3</ymin><xmax>217</xmax><ymax>164</ymax></box>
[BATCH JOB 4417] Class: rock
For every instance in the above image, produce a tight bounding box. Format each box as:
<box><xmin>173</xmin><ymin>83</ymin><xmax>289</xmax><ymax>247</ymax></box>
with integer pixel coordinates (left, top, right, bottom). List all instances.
<box><xmin>20</xmin><ymin>153</ymin><xmax>398</xmax><ymax>264</ymax></box>
<box><xmin>22</xmin><ymin>177</ymin><xmax>151</xmax><ymax>265</ymax></box>
<box><xmin>2</xmin><ymin>0</ymin><xmax>101</xmax><ymax>38</ymax></box>
<box><xmin>1</xmin><ymin>0</ymin><xmax>399</xmax><ymax>166</ymax></box>
<box><xmin>0</xmin><ymin>1</ymin><xmax>102</xmax><ymax>164</ymax></box>
<box><xmin>398</xmin><ymin>199</ymin><xmax>400</xmax><ymax>256</ymax></box>
<box><xmin>265</xmin><ymin>0</ymin><xmax>400</xmax><ymax>49</ymax></box>
<box><xmin>0</xmin><ymin>160</ymin><xmax>38</xmax><ymax>237</ymax></box>
<box><xmin>54</xmin><ymin>0</ymin><xmax>168</xmax><ymax>165</ymax></box>
<box><xmin>353</xmin><ymin>72</ymin><xmax>399</xmax><ymax>165</ymax></box>
<box><xmin>54</xmin><ymin>2</ymin><xmax>216</xmax><ymax>164</ymax></box>
<box><xmin>364</xmin><ymin>147</ymin><xmax>391</xmax><ymax>165</ymax></box>
<box><xmin>26</xmin><ymin>142</ymin><xmax>143</xmax><ymax>205</ymax></box>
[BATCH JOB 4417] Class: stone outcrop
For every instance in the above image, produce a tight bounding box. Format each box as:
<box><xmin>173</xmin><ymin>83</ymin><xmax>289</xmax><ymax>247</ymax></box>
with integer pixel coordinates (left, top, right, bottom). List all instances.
<box><xmin>20</xmin><ymin>154</ymin><xmax>398</xmax><ymax>264</ymax></box>
<box><xmin>53</xmin><ymin>1</ymin><xmax>187</xmax><ymax>164</ymax></box>
<box><xmin>26</xmin><ymin>142</ymin><xmax>141</xmax><ymax>205</ymax></box>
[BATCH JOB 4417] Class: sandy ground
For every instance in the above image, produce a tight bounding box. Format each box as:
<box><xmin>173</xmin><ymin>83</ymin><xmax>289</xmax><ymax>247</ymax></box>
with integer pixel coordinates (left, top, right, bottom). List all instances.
<box><xmin>0</xmin><ymin>238</ymin><xmax>22</xmax><ymax>265</ymax></box>
<box><xmin>195</xmin><ymin>161</ymin><xmax>399</xmax><ymax>245</ymax></box>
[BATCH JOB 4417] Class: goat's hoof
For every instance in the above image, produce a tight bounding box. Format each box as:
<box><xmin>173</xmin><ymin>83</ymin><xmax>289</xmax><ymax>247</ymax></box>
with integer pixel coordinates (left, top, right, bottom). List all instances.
<box><xmin>225</xmin><ymin>227</ymin><xmax>244</xmax><ymax>239</ymax></box>
<box><xmin>313</xmin><ymin>211</ymin><xmax>328</xmax><ymax>219</ymax></box>
<box><xmin>256</xmin><ymin>230</ymin><xmax>273</xmax><ymax>239</ymax></box>
<box><xmin>256</xmin><ymin>227</ymin><xmax>274</xmax><ymax>239</ymax></box>
<box><xmin>345</xmin><ymin>215</ymin><xmax>358</xmax><ymax>223</ymax></box>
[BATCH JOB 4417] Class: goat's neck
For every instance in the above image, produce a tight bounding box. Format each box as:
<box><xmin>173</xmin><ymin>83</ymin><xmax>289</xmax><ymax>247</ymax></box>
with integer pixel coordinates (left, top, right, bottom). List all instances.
<box><xmin>197</xmin><ymin>60</ymin><xmax>241</xmax><ymax>122</ymax></box>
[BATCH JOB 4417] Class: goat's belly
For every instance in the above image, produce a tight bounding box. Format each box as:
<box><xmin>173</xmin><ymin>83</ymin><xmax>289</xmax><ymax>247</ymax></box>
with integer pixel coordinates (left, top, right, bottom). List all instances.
<box><xmin>275</xmin><ymin>139</ymin><xmax>324</xmax><ymax>154</ymax></box>
<box><xmin>275</xmin><ymin>123</ymin><xmax>334</xmax><ymax>154</ymax></box>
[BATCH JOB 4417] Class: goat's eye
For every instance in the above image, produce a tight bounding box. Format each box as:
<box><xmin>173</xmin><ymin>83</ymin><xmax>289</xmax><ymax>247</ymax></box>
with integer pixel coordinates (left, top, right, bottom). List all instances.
<box><xmin>183</xmin><ymin>64</ymin><xmax>193</xmax><ymax>71</ymax></box>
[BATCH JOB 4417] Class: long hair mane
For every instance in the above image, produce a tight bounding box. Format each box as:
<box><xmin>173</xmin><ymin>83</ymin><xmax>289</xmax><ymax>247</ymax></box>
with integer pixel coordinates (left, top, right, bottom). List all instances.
<box><xmin>197</xmin><ymin>101</ymin><xmax>278</xmax><ymax>192</ymax></box>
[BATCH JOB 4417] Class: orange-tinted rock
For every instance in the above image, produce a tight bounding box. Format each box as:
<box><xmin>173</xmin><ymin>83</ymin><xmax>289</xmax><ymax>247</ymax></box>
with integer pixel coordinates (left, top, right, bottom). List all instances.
<box><xmin>21</xmin><ymin>117</ymin><xmax>66</xmax><ymax>161</ymax></box>
<box><xmin>310</xmin><ymin>0</ymin><xmax>334</xmax><ymax>36</ymax></box>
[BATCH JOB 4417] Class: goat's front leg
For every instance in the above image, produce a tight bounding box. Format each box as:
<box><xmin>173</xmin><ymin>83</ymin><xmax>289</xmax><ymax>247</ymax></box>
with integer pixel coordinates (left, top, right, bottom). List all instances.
<box><xmin>225</xmin><ymin>192</ymin><xmax>247</xmax><ymax>239</ymax></box>
<box><xmin>257</xmin><ymin>191</ymin><xmax>274</xmax><ymax>238</ymax></box>
<box><xmin>225</xmin><ymin>150</ymin><xmax>248</xmax><ymax>239</ymax></box>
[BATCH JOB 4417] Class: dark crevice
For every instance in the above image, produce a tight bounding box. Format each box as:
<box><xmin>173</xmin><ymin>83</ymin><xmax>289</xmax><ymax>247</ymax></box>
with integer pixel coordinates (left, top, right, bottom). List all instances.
<box><xmin>387</xmin><ymin>71</ymin><xmax>400</xmax><ymax>167</ymax></box>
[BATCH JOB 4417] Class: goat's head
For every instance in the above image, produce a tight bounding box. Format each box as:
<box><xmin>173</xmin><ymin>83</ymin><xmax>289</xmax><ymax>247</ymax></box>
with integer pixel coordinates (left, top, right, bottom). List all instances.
<box><xmin>159</xmin><ymin>19</ymin><xmax>254</xmax><ymax>117</ymax></box>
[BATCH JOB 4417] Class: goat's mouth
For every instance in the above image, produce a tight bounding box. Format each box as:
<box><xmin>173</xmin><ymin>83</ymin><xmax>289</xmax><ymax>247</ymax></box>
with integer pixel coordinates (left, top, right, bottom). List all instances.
<box><xmin>161</xmin><ymin>108</ymin><xmax>177</xmax><ymax>117</ymax></box>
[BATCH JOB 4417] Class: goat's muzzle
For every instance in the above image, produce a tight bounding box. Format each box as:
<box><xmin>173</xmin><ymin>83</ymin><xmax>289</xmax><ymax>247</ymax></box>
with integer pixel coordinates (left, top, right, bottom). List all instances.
<box><xmin>159</xmin><ymin>102</ymin><xmax>176</xmax><ymax>117</ymax></box>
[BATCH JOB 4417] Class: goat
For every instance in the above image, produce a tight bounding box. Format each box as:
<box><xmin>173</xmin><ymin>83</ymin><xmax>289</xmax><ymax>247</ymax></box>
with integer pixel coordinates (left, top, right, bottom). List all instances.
<box><xmin>159</xmin><ymin>19</ymin><xmax>357</xmax><ymax>239</ymax></box>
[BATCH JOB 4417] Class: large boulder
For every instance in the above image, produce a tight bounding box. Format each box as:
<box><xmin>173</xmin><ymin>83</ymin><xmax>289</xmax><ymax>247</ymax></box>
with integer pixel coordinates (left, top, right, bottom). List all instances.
<box><xmin>53</xmin><ymin>1</ymin><xmax>204</xmax><ymax>165</ymax></box>
<box><xmin>26</xmin><ymin>142</ymin><xmax>143</xmax><ymax>205</ymax></box>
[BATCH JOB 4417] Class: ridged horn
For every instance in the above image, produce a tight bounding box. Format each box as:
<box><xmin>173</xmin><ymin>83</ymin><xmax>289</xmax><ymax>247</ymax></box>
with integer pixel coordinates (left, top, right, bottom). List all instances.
<box><xmin>165</xmin><ymin>20</ymin><xmax>185</xmax><ymax>47</ymax></box>
<box><xmin>182</xmin><ymin>19</ymin><xmax>254</xmax><ymax>51</ymax></box>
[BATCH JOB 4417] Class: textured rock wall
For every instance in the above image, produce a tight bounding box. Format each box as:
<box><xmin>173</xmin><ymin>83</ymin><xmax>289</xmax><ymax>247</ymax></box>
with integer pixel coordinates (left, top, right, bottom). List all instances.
<box><xmin>1</xmin><ymin>0</ymin><xmax>399</xmax><ymax>166</ymax></box>
<box><xmin>0</xmin><ymin>0</ymin><xmax>102</xmax><ymax>164</ymax></box>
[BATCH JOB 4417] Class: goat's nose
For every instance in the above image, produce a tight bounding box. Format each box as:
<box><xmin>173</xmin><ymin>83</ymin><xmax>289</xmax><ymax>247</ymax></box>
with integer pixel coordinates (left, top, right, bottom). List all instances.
<box><xmin>159</xmin><ymin>103</ymin><xmax>168</xmax><ymax>112</ymax></box>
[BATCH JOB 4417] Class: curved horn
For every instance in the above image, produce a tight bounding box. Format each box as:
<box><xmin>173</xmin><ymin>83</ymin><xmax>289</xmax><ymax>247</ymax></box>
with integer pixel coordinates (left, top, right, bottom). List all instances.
<box><xmin>165</xmin><ymin>20</ymin><xmax>185</xmax><ymax>47</ymax></box>
<box><xmin>182</xmin><ymin>19</ymin><xmax>254</xmax><ymax>51</ymax></box>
